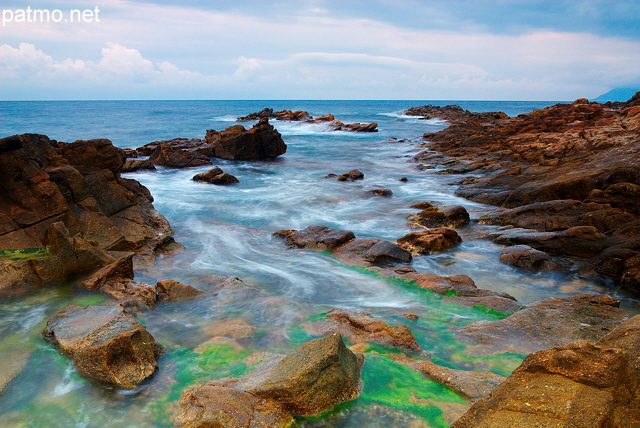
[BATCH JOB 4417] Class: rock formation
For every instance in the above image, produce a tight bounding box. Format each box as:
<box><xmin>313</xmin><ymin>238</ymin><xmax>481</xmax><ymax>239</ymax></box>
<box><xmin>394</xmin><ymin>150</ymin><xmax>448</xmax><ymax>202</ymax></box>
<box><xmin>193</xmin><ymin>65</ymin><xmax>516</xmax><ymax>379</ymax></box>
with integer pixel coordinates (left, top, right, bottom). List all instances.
<box><xmin>0</xmin><ymin>134</ymin><xmax>174</xmax><ymax>297</ymax></box>
<box><xmin>205</xmin><ymin>118</ymin><xmax>287</xmax><ymax>160</ymax></box>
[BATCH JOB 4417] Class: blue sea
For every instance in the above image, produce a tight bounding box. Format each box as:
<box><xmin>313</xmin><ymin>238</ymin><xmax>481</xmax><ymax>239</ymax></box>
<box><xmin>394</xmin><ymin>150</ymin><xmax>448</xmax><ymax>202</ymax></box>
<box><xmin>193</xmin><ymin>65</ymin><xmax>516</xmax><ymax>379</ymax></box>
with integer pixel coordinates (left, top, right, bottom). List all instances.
<box><xmin>1</xmin><ymin>100</ymin><xmax>637</xmax><ymax>427</ymax></box>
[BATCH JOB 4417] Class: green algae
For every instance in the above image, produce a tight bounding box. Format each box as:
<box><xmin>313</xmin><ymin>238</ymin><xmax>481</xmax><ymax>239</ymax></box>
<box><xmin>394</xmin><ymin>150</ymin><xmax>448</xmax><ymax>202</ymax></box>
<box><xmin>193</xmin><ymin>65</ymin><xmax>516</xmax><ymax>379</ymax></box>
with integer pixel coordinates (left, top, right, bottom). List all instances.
<box><xmin>0</xmin><ymin>247</ymin><xmax>49</xmax><ymax>261</ymax></box>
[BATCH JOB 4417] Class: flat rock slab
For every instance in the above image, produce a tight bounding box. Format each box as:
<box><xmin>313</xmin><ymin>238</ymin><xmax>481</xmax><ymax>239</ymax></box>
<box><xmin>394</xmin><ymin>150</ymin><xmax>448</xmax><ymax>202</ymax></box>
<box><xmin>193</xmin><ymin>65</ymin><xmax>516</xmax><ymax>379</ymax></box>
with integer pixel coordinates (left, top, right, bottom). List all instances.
<box><xmin>285</xmin><ymin>225</ymin><xmax>355</xmax><ymax>251</ymax></box>
<box><xmin>42</xmin><ymin>303</ymin><xmax>163</xmax><ymax>389</ymax></box>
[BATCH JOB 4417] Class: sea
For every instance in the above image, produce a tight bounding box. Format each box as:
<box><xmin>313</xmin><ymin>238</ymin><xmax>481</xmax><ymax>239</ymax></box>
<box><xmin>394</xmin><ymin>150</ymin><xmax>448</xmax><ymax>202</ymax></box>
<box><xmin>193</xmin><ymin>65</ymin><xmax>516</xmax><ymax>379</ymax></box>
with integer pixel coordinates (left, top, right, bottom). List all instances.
<box><xmin>1</xmin><ymin>100</ymin><xmax>638</xmax><ymax>427</ymax></box>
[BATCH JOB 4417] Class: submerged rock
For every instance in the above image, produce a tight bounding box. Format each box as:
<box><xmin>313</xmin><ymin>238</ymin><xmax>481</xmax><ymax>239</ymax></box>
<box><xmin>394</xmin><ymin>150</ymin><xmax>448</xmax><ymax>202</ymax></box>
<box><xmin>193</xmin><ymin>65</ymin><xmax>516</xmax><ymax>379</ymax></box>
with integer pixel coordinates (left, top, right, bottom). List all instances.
<box><xmin>396</xmin><ymin>228</ymin><xmax>462</xmax><ymax>255</ymax></box>
<box><xmin>454</xmin><ymin>294</ymin><xmax>628</xmax><ymax>355</ymax></box>
<box><xmin>337</xmin><ymin>169</ymin><xmax>365</xmax><ymax>181</ymax></box>
<box><xmin>364</xmin><ymin>187</ymin><xmax>393</xmax><ymax>198</ymax></box>
<box><xmin>42</xmin><ymin>303</ymin><xmax>163</xmax><ymax>389</ymax></box>
<box><xmin>192</xmin><ymin>166</ymin><xmax>239</xmax><ymax>185</ymax></box>
<box><xmin>363</xmin><ymin>240</ymin><xmax>412</xmax><ymax>263</ymax></box>
<box><xmin>205</xmin><ymin>118</ymin><xmax>287</xmax><ymax>160</ymax></box>
<box><xmin>177</xmin><ymin>333</ymin><xmax>364</xmax><ymax>425</ymax></box>
<box><xmin>310</xmin><ymin>308</ymin><xmax>427</xmax><ymax>356</ymax></box>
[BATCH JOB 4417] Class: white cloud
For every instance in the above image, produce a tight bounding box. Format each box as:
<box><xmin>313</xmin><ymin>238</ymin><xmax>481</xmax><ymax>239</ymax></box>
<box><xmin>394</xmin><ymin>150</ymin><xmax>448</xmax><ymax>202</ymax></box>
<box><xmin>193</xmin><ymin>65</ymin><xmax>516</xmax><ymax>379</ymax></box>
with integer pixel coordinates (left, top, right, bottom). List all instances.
<box><xmin>0</xmin><ymin>0</ymin><xmax>639</xmax><ymax>99</ymax></box>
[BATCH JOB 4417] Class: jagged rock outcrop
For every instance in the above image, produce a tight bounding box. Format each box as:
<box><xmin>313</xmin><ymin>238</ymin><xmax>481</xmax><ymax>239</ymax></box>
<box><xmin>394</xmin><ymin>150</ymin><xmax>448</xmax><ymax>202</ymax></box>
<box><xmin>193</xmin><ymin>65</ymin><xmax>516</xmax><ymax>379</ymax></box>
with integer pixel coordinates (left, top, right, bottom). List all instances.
<box><xmin>413</xmin><ymin>97</ymin><xmax>640</xmax><ymax>291</ymax></box>
<box><xmin>42</xmin><ymin>303</ymin><xmax>163</xmax><ymax>388</ymax></box>
<box><xmin>0</xmin><ymin>134</ymin><xmax>174</xmax><ymax>297</ymax></box>
<box><xmin>237</xmin><ymin>108</ymin><xmax>378</xmax><ymax>132</ymax></box>
<box><xmin>205</xmin><ymin>118</ymin><xmax>287</xmax><ymax>160</ymax></box>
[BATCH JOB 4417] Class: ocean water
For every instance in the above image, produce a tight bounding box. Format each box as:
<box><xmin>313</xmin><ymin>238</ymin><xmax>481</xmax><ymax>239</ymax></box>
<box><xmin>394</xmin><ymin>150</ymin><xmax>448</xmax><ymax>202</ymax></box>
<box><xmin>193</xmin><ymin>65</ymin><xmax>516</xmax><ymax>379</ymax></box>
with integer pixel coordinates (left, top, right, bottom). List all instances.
<box><xmin>1</xmin><ymin>100</ymin><xmax>638</xmax><ymax>427</ymax></box>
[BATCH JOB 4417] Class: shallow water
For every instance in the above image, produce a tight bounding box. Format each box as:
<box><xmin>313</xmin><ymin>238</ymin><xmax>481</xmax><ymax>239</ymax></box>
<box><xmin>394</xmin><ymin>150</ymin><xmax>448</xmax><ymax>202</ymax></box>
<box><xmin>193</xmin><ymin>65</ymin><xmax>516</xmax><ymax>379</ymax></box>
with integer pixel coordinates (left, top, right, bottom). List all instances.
<box><xmin>1</xmin><ymin>100</ymin><xmax>638</xmax><ymax>426</ymax></box>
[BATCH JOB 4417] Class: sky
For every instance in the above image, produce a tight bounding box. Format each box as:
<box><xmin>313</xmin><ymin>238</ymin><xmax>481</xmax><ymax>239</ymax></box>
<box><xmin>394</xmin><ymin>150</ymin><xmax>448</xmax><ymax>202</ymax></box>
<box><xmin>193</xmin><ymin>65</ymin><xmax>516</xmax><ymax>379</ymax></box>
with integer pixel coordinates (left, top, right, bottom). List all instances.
<box><xmin>1</xmin><ymin>0</ymin><xmax>639</xmax><ymax>100</ymax></box>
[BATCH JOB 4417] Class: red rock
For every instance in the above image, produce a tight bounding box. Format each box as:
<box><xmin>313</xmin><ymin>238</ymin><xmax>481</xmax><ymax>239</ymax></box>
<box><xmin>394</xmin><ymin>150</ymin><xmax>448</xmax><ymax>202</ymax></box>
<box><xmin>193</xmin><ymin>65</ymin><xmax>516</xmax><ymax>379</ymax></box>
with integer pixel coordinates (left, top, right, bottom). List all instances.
<box><xmin>192</xmin><ymin>167</ymin><xmax>239</xmax><ymax>185</ymax></box>
<box><xmin>337</xmin><ymin>169</ymin><xmax>364</xmax><ymax>181</ymax></box>
<box><xmin>285</xmin><ymin>225</ymin><xmax>355</xmax><ymax>251</ymax></box>
<box><xmin>148</xmin><ymin>144</ymin><xmax>212</xmax><ymax>168</ymax></box>
<box><xmin>499</xmin><ymin>245</ymin><xmax>559</xmax><ymax>271</ymax></box>
<box><xmin>409</xmin><ymin>205</ymin><xmax>470</xmax><ymax>229</ymax></box>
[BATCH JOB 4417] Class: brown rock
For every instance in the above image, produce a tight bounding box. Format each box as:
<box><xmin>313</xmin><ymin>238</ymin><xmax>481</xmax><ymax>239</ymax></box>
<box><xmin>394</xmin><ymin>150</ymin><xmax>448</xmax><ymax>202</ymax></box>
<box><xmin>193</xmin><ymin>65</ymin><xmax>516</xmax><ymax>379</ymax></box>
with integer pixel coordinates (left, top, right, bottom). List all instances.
<box><xmin>80</xmin><ymin>254</ymin><xmax>134</xmax><ymax>291</ymax></box>
<box><xmin>337</xmin><ymin>169</ymin><xmax>364</xmax><ymax>181</ymax></box>
<box><xmin>192</xmin><ymin>167</ymin><xmax>239</xmax><ymax>185</ymax></box>
<box><xmin>452</xmin><ymin>342</ymin><xmax>637</xmax><ymax>428</ymax></box>
<box><xmin>205</xmin><ymin>118</ymin><xmax>287</xmax><ymax>160</ymax></box>
<box><xmin>363</xmin><ymin>240</ymin><xmax>412</xmax><ymax>263</ymax></box>
<box><xmin>320</xmin><ymin>308</ymin><xmax>427</xmax><ymax>356</ymax></box>
<box><xmin>285</xmin><ymin>225</ymin><xmax>355</xmax><ymax>251</ymax></box>
<box><xmin>409</xmin><ymin>205</ymin><xmax>470</xmax><ymax>229</ymax></box>
<box><xmin>148</xmin><ymin>144</ymin><xmax>212</xmax><ymax>168</ymax></box>
<box><xmin>392</xmin><ymin>354</ymin><xmax>505</xmax><ymax>403</ymax></box>
<box><xmin>175</xmin><ymin>385</ymin><xmax>292</xmax><ymax>428</ymax></box>
<box><xmin>498</xmin><ymin>245</ymin><xmax>559</xmax><ymax>271</ymax></box>
<box><xmin>454</xmin><ymin>294</ymin><xmax>628</xmax><ymax>355</ymax></box>
<box><xmin>343</xmin><ymin>122</ymin><xmax>378</xmax><ymax>132</ymax></box>
<box><xmin>190</xmin><ymin>333</ymin><xmax>364</xmax><ymax>417</ymax></box>
<box><xmin>156</xmin><ymin>279</ymin><xmax>205</xmax><ymax>302</ymax></box>
<box><xmin>41</xmin><ymin>303</ymin><xmax>163</xmax><ymax>388</ymax></box>
<box><xmin>57</xmin><ymin>138</ymin><xmax>125</xmax><ymax>173</ymax></box>
<box><xmin>364</xmin><ymin>188</ymin><xmax>393</xmax><ymax>197</ymax></box>
<box><xmin>396</xmin><ymin>227</ymin><xmax>462</xmax><ymax>255</ymax></box>
<box><xmin>121</xmin><ymin>159</ymin><xmax>156</xmax><ymax>173</ymax></box>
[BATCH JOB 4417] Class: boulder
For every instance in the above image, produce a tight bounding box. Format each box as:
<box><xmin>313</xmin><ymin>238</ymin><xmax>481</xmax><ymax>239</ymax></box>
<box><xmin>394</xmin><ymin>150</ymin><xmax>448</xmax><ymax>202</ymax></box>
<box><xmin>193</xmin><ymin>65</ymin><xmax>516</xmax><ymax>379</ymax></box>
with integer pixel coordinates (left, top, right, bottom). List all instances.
<box><xmin>237</xmin><ymin>108</ymin><xmax>275</xmax><ymax>121</ymax></box>
<box><xmin>156</xmin><ymin>279</ymin><xmax>205</xmax><ymax>302</ymax></box>
<box><xmin>205</xmin><ymin>118</ymin><xmax>287</xmax><ymax>160</ymax></box>
<box><xmin>452</xmin><ymin>342</ymin><xmax>637</xmax><ymax>427</ymax></box>
<box><xmin>454</xmin><ymin>294</ymin><xmax>628</xmax><ymax>355</ymax></box>
<box><xmin>498</xmin><ymin>245</ymin><xmax>559</xmax><ymax>271</ymax></box>
<box><xmin>273</xmin><ymin>110</ymin><xmax>312</xmax><ymax>121</ymax></box>
<box><xmin>343</xmin><ymin>122</ymin><xmax>378</xmax><ymax>132</ymax></box>
<box><xmin>178</xmin><ymin>333</ymin><xmax>364</xmax><ymax>422</ymax></box>
<box><xmin>41</xmin><ymin>303</ymin><xmax>163</xmax><ymax>388</ymax></box>
<box><xmin>409</xmin><ymin>205</ymin><xmax>470</xmax><ymax>229</ymax></box>
<box><xmin>284</xmin><ymin>226</ymin><xmax>355</xmax><ymax>251</ymax></box>
<box><xmin>363</xmin><ymin>240</ymin><xmax>412</xmax><ymax>263</ymax></box>
<box><xmin>136</xmin><ymin>138</ymin><xmax>206</xmax><ymax>156</ymax></box>
<box><xmin>148</xmin><ymin>144</ymin><xmax>212</xmax><ymax>168</ymax></box>
<box><xmin>337</xmin><ymin>169</ymin><xmax>364</xmax><ymax>181</ymax></box>
<box><xmin>192</xmin><ymin>167</ymin><xmax>239</xmax><ymax>185</ymax></box>
<box><xmin>396</xmin><ymin>228</ymin><xmax>462</xmax><ymax>255</ymax></box>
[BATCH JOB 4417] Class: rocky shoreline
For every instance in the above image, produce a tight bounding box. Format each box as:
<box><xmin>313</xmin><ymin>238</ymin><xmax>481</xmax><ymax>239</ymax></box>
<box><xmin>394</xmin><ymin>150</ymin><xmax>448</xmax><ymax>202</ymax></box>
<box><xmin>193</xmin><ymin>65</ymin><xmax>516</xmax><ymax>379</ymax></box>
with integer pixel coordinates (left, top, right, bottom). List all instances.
<box><xmin>1</xmin><ymin>97</ymin><xmax>639</xmax><ymax>426</ymax></box>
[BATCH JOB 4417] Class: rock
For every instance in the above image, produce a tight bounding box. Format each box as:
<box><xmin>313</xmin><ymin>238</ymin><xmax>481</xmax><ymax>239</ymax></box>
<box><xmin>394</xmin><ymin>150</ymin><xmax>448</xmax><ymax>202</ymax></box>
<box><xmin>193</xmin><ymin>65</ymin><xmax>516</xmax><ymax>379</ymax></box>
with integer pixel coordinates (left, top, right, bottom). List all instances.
<box><xmin>148</xmin><ymin>144</ymin><xmax>212</xmax><ymax>168</ymax></box>
<box><xmin>409</xmin><ymin>205</ymin><xmax>470</xmax><ymax>229</ymax></box>
<box><xmin>318</xmin><ymin>308</ymin><xmax>427</xmax><ymax>356</ymax></box>
<box><xmin>274</xmin><ymin>110</ymin><xmax>312</xmax><ymax>121</ymax></box>
<box><xmin>205</xmin><ymin>118</ymin><xmax>287</xmax><ymax>160</ymax></box>
<box><xmin>488</xmin><ymin>225</ymin><xmax>608</xmax><ymax>258</ymax></box>
<box><xmin>136</xmin><ymin>138</ymin><xmax>207</xmax><ymax>156</ymax></box>
<box><xmin>284</xmin><ymin>226</ymin><xmax>355</xmax><ymax>251</ymax></box>
<box><xmin>175</xmin><ymin>385</ymin><xmax>292</xmax><ymax>427</ymax></box>
<box><xmin>405</xmin><ymin>104</ymin><xmax>508</xmax><ymax>123</ymax></box>
<box><xmin>498</xmin><ymin>245</ymin><xmax>559</xmax><ymax>271</ymax></box>
<box><xmin>364</xmin><ymin>188</ymin><xmax>393</xmax><ymax>197</ymax></box>
<box><xmin>343</xmin><ymin>122</ymin><xmax>378</xmax><ymax>132</ymax></box>
<box><xmin>121</xmin><ymin>159</ymin><xmax>156</xmax><ymax>173</ymax></box>
<box><xmin>41</xmin><ymin>303</ymin><xmax>163</xmax><ymax>388</ymax></box>
<box><xmin>192</xmin><ymin>167</ymin><xmax>239</xmax><ymax>184</ymax></box>
<box><xmin>392</xmin><ymin>354</ymin><xmax>505</xmax><ymax>403</ymax></box>
<box><xmin>80</xmin><ymin>254</ymin><xmax>134</xmax><ymax>291</ymax></box>
<box><xmin>156</xmin><ymin>279</ymin><xmax>205</xmax><ymax>302</ymax></box>
<box><xmin>454</xmin><ymin>294</ymin><xmax>628</xmax><ymax>355</ymax></box>
<box><xmin>337</xmin><ymin>169</ymin><xmax>364</xmax><ymax>181</ymax></box>
<box><xmin>396</xmin><ymin>228</ymin><xmax>462</xmax><ymax>255</ymax></box>
<box><xmin>452</xmin><ymin>342</ymin><xmax>637</xmax><ymax>427</ymax></box>
<box><xmin>0</xmin><ymin>134</ymin><xmax>173</xmax><ymax>297</ymax></box>
<box><xmin>363</xmin><ymin>240</ymin><xmax>412</xmax><ymax>263</ymax></box>
<box><xmin>180</xmin><ymin>333</ymin><xmax>364</xmax><ymax>421</ymax></box>
<box><xmin>237</xmin><ymin>107</ymin><xmax>275</xmax><ymax>121</ymax></box>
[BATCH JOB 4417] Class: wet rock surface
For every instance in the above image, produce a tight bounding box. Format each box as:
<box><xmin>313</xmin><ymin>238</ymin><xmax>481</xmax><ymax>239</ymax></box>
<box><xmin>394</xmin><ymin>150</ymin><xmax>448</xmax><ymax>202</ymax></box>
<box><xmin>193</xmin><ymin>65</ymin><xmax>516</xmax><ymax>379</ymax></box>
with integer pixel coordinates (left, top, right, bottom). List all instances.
<box><xmin>42</xmin><ymin>303</ymin><xmax>163</xmax><ymax>389</ymax></box>
<box><xmin>498</xmin><ymin>244</ymin><xmax>559</xmax><ymax>271</ymax></box>
<box><xmin>177</xmin><ymin>333</ymin><xmax>364</xmax><ymax>425</ymax></box>
<box><xmin>237</xmin><ymin>108</ymin><xmax>378</xmax><ymax>132</ymax></box>
<box><xmin>0</xmin><ymin>134</ymin><xmax>174</xmax><ymax>297</ymax></box>
<box><xmin>414</xmin><ymin>95</ymin><xmax>640</xmax><ymax>290</ymax></box>
<box><xmin>454</xmin><ymin>294</ymin><xmax>629</xmax><ymax>355</ymax></box>
<box><xmin>192</xmin><ymin>166</ymin><xmax>239</xmax><ymax>185</ymax></box>
<box><xmin>408</xmin><ymin>205</ymin><xmax>470</xmax><ymax>229</ymax></box>
<box><xmin>148</xmin><ymin>144</ymin><xmax>212</xmax><ymax>168</ymax></box>
<box><xmin>396</xmin><ymin>228</ymin><xmax>462</xmax><ymax>255</ymax></box>
<box><xmin>453</xmin><ymin>318</ymin><xmax>640</xmax><ymax>428</ymax></box>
